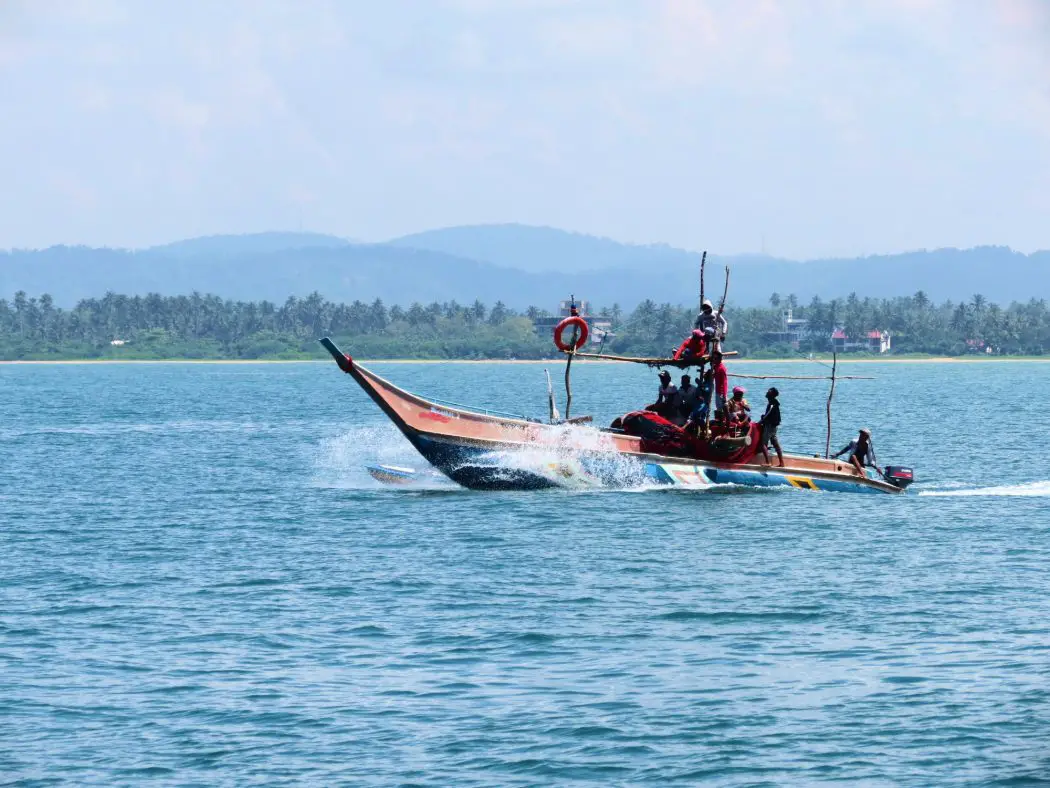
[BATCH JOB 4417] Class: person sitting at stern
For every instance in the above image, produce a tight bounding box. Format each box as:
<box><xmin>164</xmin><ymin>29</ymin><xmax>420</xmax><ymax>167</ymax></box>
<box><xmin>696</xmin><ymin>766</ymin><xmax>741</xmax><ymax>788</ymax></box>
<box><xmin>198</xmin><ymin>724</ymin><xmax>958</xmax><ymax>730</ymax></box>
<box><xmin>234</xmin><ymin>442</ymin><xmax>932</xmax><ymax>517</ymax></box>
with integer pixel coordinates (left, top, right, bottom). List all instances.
<box><xmin>834</xmin><ymin>428</ymin><xmax>881</xmax><ymax>478</ymax></box>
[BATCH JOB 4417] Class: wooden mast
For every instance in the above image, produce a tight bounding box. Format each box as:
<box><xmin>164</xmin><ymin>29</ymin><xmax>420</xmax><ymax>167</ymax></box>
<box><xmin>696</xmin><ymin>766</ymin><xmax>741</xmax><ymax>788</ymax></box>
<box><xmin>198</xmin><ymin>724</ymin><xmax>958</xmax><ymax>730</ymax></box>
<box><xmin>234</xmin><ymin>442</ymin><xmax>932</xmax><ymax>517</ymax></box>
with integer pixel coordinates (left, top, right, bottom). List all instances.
<box><xmin>825</xmin><ymin>351</ymin><xmax>838</xmax><ymax>458</ymax></box>
<box><xmin>563</xmin><ymin>295</ymin><xmax>579</xmax><ymax>420</ymax></box>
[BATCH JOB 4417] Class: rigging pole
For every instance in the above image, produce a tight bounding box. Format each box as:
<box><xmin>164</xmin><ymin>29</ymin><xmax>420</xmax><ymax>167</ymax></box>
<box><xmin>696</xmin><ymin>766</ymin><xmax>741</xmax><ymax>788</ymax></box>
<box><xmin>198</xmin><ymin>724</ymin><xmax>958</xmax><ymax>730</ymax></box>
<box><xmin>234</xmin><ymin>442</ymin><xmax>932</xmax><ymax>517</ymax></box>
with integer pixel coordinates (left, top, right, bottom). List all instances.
<box><xmin>699</xmin><ymin>251</ymin><xmax>707</xmax><ymax>313</ymax></box>
<box><xmin>563</xmin><ymin>295</ymin><xmax>579</xmax><ymax>421</ymax></box>
<box><xmin>825</xmin><ymin>352</ymin><xmax>837</xmax><ymax>458</ymax></box>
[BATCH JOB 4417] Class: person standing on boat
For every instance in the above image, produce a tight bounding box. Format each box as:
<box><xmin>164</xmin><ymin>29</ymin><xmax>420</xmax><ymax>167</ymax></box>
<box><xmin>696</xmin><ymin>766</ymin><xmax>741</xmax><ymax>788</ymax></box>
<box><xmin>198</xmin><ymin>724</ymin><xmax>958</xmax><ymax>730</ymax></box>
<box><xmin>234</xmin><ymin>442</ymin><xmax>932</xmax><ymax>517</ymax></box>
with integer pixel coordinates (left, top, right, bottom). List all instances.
<box><xmin>694</xmin><ymin>300</ymin><xmax>727</xmax><ymax>348</ymax></box>
<box><xmin>710</xmin><ymin>350</ymin><xmax>729</xmax><ymax>414</ymax></box>
<box><xmin>758</xmin><ymin>387</ymin><xmax>785</xmax><ymax>467</ymax></box>
<box><xmin>673</xmin><ymin>329</ymin><xmax>707</xmax><ymax>362</ymax></box>
<box><xmin>834</xmin><ymin>428</ymin><xmax>880</xmax><ymax>477</ymax></box>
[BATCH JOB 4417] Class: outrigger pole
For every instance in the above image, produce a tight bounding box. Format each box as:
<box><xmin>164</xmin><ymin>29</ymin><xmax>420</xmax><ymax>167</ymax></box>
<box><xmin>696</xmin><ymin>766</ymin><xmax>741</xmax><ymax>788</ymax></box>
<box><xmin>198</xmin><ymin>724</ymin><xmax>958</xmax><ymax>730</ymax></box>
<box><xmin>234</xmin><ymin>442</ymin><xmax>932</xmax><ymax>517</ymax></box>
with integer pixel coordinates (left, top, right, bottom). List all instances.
<box><xmin>560</xmin><ymin>350</ymin><xmax>738</xmax><ymax>367</ymax></box>
<box><xmin>730</xmin><ymin>372</ymin><xmax>872</xmax><ymax>381</ymax></box>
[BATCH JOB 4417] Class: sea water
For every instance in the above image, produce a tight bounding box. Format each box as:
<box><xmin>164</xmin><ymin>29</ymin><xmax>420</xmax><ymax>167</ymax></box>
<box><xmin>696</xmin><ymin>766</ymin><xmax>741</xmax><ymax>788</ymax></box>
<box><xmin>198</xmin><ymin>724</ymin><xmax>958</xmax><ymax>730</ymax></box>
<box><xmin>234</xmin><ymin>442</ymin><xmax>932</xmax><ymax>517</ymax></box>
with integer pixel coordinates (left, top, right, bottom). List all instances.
<box><xmin>2</xmin><ymin>360</ymin><xmax>1049</xmax><ymax>785</ymax></box>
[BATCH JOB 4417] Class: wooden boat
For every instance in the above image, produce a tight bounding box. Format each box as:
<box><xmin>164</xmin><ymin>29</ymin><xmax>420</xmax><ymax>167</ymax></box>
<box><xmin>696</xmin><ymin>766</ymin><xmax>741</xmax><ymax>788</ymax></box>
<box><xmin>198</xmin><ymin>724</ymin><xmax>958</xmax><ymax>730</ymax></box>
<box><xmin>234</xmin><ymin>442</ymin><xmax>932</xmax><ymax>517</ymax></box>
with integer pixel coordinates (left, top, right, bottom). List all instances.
<box><xmin>321</xmin><ymin>338</ymin><xmax>909</xmax><ymax>494</ymax></box>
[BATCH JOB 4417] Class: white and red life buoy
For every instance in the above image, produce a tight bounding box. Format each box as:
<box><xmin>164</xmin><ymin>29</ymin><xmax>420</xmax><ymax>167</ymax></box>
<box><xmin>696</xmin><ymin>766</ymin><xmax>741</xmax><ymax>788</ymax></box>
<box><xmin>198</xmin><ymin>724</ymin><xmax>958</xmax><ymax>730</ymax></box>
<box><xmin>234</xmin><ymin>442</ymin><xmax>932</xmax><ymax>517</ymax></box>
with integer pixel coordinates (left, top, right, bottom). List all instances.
<box><xmin>553</xmin><ymin>316</ymin><xmax>589</xmax><ymax>351</ymax></box>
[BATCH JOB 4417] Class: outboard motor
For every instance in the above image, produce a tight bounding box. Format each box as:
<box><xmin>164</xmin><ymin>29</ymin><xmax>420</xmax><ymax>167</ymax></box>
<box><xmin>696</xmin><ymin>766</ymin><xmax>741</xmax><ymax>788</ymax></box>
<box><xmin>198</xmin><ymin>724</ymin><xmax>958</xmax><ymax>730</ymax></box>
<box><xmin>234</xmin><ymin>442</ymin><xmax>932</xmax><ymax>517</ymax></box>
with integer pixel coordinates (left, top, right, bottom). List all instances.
<box><xmin>883</xmin><ymin>466</ymin><xmax>915</xmax><ymax>490</ymax></box>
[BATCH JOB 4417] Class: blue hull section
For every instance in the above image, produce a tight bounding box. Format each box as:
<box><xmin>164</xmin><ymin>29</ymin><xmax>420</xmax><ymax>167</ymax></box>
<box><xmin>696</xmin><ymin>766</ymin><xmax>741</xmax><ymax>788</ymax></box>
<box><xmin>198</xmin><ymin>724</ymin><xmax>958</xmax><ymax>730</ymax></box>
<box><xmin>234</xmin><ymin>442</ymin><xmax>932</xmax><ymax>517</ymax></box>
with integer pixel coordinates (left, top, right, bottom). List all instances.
<box><xmin>410</xmin><ymin>434</ymin><xmax>893</xmax><ymax>494</ymax></box>
<box><xmin>412</xmin><ymin>435</ymin><xmax>562</xmax><ymax>490</ymax></box>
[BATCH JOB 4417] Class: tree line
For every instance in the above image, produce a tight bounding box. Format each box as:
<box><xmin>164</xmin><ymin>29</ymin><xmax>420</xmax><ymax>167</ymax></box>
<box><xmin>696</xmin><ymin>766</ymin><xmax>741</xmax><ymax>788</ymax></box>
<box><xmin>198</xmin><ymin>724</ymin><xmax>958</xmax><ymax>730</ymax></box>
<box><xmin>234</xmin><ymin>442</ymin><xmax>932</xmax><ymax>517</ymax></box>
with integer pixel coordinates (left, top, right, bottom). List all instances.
<box><xmin>2</xmin><ymin>289</ymin><xmax>1049</xmax><ymax>360</ymax></box>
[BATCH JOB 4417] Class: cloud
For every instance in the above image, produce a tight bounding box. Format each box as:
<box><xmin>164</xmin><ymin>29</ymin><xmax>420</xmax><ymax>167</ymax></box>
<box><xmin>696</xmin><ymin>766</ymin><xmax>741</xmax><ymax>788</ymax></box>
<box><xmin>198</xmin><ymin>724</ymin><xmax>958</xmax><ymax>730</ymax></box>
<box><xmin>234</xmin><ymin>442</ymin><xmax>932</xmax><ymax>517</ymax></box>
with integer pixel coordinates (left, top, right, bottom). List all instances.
<box><xmin>0</xmin><ymin>0</ymin><xmax>1047</xmax><ymax>254</ymax></box>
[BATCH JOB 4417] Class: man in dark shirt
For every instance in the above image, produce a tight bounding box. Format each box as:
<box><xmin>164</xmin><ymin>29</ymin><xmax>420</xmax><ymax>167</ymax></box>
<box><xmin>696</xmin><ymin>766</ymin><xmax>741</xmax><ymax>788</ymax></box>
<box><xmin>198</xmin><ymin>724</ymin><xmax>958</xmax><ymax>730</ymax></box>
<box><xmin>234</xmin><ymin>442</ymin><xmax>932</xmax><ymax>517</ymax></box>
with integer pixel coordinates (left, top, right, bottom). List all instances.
<box><xmin>834</xmin><ymin>428</ymin><xmax>879</xmax><ymax>477</ymax></box>
<box><xmin>758</xmin><ymin>387</ymin><xmax>784</xmax><ymax>467</ymax></box>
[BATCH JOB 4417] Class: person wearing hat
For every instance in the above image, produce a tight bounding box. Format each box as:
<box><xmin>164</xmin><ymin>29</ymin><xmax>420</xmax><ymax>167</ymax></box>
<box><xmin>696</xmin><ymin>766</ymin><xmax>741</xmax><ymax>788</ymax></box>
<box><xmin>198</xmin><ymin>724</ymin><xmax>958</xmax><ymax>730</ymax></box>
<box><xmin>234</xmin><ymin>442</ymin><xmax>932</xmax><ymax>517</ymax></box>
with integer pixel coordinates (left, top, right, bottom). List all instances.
<box><xmin>647</xmin><ymin>370</ymin><xmax>679</xmax><ymax>420</ymax></box>
<box><xmin>672</xmin><ymin>328</ymin><xmax>708</xmax><ymax>362</ymax></box>
<box><xmin>834</xmin><ymin>428</ymin><xmax>880</xmax><ymax>477</ymax></box>
<box><xmin>727</xmin><ymin>385</ymin><xmax>750</xmax><ymax>424</ymax></box>
<box><xmin>758</xmin><ymin>387</ymin><xmax>784</xmax><ymax>467</ymax></box>
<box><xmin>693</xmin><ymin>299</ymin><xmax>728</xmax><ymax>348</ymax></box>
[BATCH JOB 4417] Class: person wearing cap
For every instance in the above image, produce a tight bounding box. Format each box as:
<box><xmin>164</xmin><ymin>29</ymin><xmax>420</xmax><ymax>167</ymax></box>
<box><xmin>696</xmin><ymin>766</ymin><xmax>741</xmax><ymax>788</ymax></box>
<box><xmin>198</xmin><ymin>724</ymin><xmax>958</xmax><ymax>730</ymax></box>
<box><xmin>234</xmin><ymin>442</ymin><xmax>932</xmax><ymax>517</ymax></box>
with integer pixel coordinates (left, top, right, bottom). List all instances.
<box><xmin>672</xmin><ymin>329</ymin><xmax>707</xmax><ymax>362</ymax></box>
<box><xmin>834</xmin><ymin>428</ymin><xmax>880</xmax><ymax>477</ymax></box>
<box><xmin>727</xmin><ymin>385</ymin><xmax>750</xmax><ymax>423</ymax></box>
<box><xmin>758</xmin><ymin>387</ymin><xmax>784</xmax><ymax>467</ymax></box>
<box><xmin>693</xmin><ymin>299</ymin><xmax>728</xmax><ymax>347</ymax></box>
<box><xmin>647</xmin><ymin>370</ymin><xmax>678</xmax><ymax>420</ymax></box>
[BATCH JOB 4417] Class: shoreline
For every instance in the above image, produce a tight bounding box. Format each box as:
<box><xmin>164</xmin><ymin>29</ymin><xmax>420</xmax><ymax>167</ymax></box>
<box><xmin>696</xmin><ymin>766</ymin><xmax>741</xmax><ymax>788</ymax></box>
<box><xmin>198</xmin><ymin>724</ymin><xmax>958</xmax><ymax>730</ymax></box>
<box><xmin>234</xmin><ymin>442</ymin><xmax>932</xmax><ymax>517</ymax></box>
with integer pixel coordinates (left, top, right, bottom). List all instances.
<box><xmin>3</xmin><ymin>357</ymin><xmax>1049</xmax><ymax>365</ymax></box>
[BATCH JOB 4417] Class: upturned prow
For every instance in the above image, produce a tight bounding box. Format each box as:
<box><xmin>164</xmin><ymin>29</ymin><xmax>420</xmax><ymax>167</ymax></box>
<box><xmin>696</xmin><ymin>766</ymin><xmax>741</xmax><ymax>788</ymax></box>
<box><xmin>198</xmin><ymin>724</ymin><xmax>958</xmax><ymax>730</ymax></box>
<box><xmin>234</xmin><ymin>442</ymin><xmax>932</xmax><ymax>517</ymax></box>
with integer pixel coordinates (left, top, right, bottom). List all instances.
<box><xmin>319</xmin><ymin>337</ymin><xmax>353</xmax><ymax>373</ymax></box>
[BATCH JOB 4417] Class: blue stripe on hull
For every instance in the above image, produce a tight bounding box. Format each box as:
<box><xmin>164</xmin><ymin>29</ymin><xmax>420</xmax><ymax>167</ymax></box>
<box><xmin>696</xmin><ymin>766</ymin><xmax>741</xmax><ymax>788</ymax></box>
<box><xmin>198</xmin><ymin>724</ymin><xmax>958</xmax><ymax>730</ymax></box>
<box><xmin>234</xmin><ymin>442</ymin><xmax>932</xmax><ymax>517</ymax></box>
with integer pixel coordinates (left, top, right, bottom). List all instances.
<box><xmin>701</xmin><ymin>466</ymin><xmax>886</xmax><ymax>494</ymax></box>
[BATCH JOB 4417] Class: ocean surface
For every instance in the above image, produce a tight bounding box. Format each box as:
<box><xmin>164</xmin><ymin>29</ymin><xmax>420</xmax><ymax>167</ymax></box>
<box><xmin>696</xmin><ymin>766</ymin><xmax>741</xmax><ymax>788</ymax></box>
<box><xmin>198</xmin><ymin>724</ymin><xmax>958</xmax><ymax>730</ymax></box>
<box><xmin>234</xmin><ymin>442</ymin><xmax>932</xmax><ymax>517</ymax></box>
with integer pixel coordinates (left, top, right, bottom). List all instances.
<box><xmin>3</xmin><ymin>359</ymin><xmax>1050</xmax><ymax>785</ymax></box>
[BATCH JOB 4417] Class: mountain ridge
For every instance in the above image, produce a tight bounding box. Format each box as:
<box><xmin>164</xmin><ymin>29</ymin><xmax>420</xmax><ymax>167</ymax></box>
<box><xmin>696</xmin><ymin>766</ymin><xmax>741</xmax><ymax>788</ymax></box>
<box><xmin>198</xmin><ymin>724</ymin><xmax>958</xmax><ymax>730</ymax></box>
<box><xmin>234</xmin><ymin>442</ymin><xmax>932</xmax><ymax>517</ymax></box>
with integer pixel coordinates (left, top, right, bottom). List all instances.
<box><xmin>2</xmin><ymin>225</ymin><xmax>1047</xmax><ymax>309</ymax></box>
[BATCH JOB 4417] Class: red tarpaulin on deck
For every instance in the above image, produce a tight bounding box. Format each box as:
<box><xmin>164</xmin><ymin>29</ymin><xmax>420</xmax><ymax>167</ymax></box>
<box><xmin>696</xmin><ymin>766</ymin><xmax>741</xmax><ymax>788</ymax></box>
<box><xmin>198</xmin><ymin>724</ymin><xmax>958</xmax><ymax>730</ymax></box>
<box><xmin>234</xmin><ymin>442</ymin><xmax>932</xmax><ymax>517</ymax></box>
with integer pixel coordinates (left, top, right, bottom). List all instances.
<box><xmin>619</xmin><ymin>411</ymin><xmax>764</xmax><ymax>464</ymax></box>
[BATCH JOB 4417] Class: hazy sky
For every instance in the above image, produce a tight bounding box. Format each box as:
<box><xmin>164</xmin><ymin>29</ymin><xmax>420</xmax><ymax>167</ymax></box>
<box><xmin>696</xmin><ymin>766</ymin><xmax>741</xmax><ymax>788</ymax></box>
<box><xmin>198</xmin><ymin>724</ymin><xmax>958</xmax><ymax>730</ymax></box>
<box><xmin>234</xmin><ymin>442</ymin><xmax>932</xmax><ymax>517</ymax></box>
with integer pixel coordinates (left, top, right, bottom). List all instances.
<box><xmin>1</xmin><ymin>0</ymin><xmax>1048</xmax><ymax>258</ymax></box>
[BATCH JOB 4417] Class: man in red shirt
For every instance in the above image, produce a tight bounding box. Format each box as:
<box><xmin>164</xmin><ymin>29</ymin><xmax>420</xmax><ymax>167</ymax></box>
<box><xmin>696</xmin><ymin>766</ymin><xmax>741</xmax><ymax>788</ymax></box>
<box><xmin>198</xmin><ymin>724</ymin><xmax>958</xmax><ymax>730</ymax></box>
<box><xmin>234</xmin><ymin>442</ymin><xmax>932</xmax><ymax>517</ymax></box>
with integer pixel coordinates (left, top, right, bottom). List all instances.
<box><xmin>672</xmin><ymin>329</ymin><xmax>707</xmax><ymax>361</ymax></box>
<box><xmin>710</xmin><ymin>350</ymin><xmax>728</xmax><ymax>414</ymax></box>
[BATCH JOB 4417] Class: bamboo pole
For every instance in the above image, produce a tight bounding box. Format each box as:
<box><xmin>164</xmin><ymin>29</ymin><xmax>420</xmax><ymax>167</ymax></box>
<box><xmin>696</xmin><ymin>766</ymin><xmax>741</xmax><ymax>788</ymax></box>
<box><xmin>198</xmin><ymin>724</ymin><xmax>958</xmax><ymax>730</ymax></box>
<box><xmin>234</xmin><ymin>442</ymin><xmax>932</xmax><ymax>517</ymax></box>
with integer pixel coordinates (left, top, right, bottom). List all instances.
<box><xmin>560</xmin><ymin>349</ymin><xmax>738</xmax><ymax>366</ymax></box>
<box><xmin>717</xmin><ymin>266</ymin><xmax>730</xmax><ymax>323</ymax></box>
<box><xmin>825</xmin><ymin>351</ymin><xmax>837</xmax><ymax>458</ymax></box>
<box><xmin>699</xmin><ymin>251</ymin><xmax>707</xmax><ymax>311</ymax></box>
<box><xmin>564</xmin><ymin>347</ymin><xmax>575</xmax><ymax>420</ymax></box>
<box><xmin>563</xmin><ymin>295</ymin><xmax>579</xmax><ymax>420</ymax></box>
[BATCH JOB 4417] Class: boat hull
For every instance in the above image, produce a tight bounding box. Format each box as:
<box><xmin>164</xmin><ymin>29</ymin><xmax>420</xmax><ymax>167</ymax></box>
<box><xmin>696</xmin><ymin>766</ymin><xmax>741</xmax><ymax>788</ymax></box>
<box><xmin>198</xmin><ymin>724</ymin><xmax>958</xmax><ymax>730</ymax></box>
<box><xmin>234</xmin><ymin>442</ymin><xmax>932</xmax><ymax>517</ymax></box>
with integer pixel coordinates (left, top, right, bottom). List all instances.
<box><xmin>320</xmin><ymin>338</ymin><xmax>904</xmax><ymax>495</ymax></box>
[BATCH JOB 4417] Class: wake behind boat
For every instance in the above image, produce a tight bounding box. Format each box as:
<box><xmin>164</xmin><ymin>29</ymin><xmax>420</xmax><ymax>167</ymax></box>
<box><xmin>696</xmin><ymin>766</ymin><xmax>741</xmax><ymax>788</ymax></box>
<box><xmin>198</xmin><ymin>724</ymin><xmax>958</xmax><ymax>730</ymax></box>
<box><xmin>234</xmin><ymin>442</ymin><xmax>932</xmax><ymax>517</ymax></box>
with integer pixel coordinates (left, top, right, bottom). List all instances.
<box><xmin>320</xmin><ymin>336</ymin><xmax>913</xmax><ymax>495</ymax></box>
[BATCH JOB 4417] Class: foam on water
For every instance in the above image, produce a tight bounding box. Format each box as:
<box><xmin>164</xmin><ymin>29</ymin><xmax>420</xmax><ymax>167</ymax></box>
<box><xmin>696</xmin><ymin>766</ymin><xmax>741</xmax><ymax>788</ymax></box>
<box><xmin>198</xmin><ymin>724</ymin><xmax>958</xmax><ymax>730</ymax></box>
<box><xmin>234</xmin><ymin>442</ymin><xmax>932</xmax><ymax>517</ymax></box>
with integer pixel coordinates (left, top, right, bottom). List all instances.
<box><xmin>918</xmin><ymin>480</ymin><xmax>1050</xmax><ymax>497</ymax></box>
<box><xmin>312</xmin><ymin>421</ymin><xmax>659</xmax><ymax>492</ymax></box>
<box><xmin>311</xmin><ymin>425</ymin><xmax>456</xmax><ymax>490</ymax></box>
<box><xmin>463</xmin><ymin>422</ymin><xmax>653</xmax><ymax>490</ymax></box>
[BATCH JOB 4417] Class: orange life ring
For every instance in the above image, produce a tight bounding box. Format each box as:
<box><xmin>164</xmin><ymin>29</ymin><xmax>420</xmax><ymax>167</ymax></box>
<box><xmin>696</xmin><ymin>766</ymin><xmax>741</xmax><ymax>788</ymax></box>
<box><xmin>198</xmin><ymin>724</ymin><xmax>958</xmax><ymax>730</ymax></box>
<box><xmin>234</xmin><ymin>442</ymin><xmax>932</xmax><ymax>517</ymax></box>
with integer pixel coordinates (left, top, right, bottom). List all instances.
<box><xmin>554</xmin><ymin>316</ymin><xmax>589</xmax><ymax>351</ymax></box>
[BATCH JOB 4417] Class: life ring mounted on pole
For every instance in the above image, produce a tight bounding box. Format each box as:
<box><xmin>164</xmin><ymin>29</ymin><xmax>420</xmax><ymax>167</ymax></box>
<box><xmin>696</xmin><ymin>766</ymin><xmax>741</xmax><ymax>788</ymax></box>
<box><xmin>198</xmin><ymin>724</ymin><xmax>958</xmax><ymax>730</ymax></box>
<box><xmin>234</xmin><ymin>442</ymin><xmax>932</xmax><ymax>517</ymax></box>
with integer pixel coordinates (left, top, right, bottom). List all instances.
<box><xmin>554</xmin><ymin>316</ymin><xmax>589</xmax><ymax>352</ymax></box>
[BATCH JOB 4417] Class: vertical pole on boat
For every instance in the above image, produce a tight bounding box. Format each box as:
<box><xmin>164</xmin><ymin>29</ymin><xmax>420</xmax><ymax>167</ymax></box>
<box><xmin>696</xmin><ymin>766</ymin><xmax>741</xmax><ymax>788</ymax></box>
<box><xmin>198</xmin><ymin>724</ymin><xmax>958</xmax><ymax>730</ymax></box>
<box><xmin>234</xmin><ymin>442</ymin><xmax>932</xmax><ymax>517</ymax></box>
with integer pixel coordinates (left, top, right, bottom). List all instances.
<box><xmin>545</xmin><ymin>369</ymin><xmax>560</xmax><ymax>424</ymax></box>
<box><xmin>825</xmin><ymin>351</ymin><xmax>838</xmax><ymax>458</ymax></box>
<box><xmin>699</xmin><ymin>251</ymin><xmax>707</xmax><ymax>314</ymax></box>
<box><xmin>564</xmin><ymin>295</ymin><xmax>579</xmax><ymax>421</ymax></box>
<box><xmin>717</xmin><ymin>265</ymin><xmax>730</xmax><ymax>351</ymax></box>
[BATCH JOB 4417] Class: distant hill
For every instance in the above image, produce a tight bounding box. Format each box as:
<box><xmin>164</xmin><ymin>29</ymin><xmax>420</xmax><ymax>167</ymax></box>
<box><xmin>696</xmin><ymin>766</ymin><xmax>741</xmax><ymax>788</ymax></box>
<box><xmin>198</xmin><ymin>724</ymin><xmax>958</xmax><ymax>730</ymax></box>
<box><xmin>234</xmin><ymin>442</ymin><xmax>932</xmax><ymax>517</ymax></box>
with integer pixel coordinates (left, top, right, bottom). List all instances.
<box><xmin>150</xmin><ymin>231</ymin><xmax>352</xmax><ymax>259</ymax></box>
<box><xmin>0</xmin><ymin>244</ymin><xmax>559</xmax><ymax>307</ymax></box>
<box><xmin>2</xmin><ymin>229</ymin><xmax>1047</xmax><ymax>309</ymax></box>
<box><xmin>387</xmin><ymin>223</ymin><xmax>702</xmax><ymax>273</ymax></box>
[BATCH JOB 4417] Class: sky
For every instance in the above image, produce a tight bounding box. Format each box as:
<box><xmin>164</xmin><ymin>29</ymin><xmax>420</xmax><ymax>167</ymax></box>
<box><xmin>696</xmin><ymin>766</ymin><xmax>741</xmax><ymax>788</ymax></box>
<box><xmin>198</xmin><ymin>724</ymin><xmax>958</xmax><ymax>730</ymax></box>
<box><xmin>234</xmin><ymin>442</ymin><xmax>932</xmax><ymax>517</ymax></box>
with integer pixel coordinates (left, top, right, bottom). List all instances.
<box><xmin>1</xmin><ymin>0</ymin><xmax>1048</xmax><ymax>259</ymax></box>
